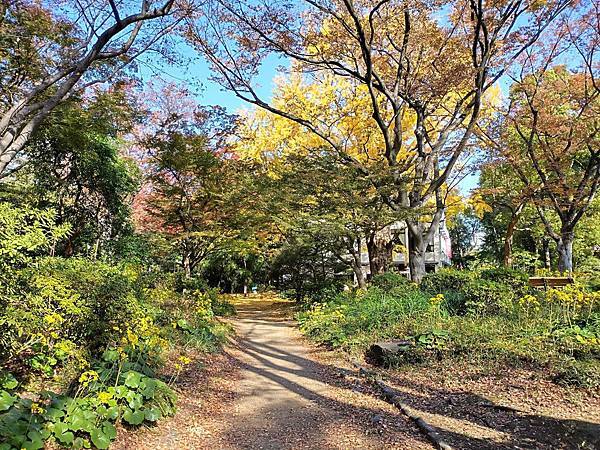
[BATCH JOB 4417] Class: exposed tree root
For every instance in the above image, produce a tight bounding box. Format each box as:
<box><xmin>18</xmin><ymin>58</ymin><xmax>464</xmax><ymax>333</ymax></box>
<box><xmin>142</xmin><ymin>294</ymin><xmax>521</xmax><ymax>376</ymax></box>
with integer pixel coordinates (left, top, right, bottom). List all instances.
<box><xmin>351</xmin><ymin>359</ymin><xmax>453</xmax><ymax>450</ymax></box>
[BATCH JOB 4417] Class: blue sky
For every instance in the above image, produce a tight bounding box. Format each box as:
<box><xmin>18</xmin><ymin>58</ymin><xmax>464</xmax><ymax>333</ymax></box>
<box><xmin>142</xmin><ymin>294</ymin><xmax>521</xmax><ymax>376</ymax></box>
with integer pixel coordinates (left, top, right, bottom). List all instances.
<box><xmin>139</xmin><ymin>44</ymin><xmax>282</xmax><ymax>112</ymax></box>
<box><xmin>139</xmin><ymin>45</ymin><xmax>480</xmax><ymax>194</ymax></box>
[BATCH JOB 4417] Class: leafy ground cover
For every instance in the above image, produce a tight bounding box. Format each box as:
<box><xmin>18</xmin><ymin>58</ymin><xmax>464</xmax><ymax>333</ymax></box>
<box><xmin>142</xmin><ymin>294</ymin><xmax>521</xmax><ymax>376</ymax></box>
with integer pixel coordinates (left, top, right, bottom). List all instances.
<box><xmin>298</xmin><ymin>270</ymin><xmax>600</xmax><ymax>389</ymax></box>
<box><xmin>0</xmin><ymin>204</ymin><xmax>235</xmax><ymax>450</ymax></box>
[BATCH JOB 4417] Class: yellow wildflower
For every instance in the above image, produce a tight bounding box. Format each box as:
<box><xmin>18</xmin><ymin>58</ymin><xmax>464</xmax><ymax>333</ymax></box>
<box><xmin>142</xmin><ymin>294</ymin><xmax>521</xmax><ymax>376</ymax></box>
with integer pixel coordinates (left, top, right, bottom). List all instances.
<box><xmin>31</xmin><ymin>402</ymin><xmax>45</xmax><ymax>414</ymax></box>
<box><xmin>97</xmin><ymin>391</ymin><xmax>113</xmax><ymax>404</ymax></box>
<box><xmin>43</xmin><ymin>313</ymin><xmax>64</xmax><ymax>325</ymax></box>
<box><xmin>430</xmin><ymin>293</ymin><xmax>445</xmax><ymax>307</ymax></box>
<box><xmin>78</xmin><ymin>370</ymin><xmax>99</xmax><ymax>386</ymax></box>
<box><xmin>178</xmin><ymin>355</ymin><xmax>192</xmax><ymax>365</ymax></box>
<box><xmin>125</xmin><ymin>329</ymin><xmax>139</xmax><ymax>348</ymax></box>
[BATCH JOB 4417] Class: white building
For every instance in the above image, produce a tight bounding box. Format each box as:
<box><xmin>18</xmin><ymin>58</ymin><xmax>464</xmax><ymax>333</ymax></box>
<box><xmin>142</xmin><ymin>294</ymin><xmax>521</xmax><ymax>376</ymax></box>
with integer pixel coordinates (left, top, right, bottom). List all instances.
<box><xmin>356</xmin><ymin>220</ymin><xmax>452</xmax><ymax>280</ymax></box>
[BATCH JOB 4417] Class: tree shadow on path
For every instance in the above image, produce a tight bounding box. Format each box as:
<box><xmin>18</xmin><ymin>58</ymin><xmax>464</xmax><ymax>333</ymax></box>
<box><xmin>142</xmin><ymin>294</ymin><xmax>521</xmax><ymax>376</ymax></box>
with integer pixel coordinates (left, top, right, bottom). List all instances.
<box><xmin>225</xmin><ymin>298</ymin><xmax>600</xmax><ymax>450</ymax></box>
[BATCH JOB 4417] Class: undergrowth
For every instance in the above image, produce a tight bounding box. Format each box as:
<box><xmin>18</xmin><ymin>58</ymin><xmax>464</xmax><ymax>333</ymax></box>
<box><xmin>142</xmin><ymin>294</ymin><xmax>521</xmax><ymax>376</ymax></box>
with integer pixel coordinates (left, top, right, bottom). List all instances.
<box><xmin>0</xmin><ymin>254</ymin><xmax>235</xmax><ymax>449</ymax></box>
<box><xmin>298</xmin><ymin>269</ymin><xmax>600</xmax><ymax>389</ymax></box>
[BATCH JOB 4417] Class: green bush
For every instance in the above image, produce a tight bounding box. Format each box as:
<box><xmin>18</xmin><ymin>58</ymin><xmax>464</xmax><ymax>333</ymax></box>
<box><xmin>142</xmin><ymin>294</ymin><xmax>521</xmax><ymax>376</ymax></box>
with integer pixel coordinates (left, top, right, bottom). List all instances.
<box><xmin>0</xmin><ymin>346</ymin><xmax>177</xmax><ymax>450</ymax></box>
<box><xmin>211</xmin><ymin>295</ymin><xmax>237</xmax><ymax>317</ymax></box>
<box><xmin>461</xmin><ymin>279</ymin><xmax>515</xmax><ymax>316</ymax></box>
<box><xmin>0</xmin><ymin>258</ymin><xmax>146</xmax><ymax>376</ymax></box>
<box><xmin>480</xmin><ymin>267</ymin><xmax>528</xmax><ymax>285</ymax></box>
<box><xmin>298</xmin><ymin>287</ymin><xmax>430</xmax><ymax>349</ymax></box>
<box><xmin>299</xmin><ymin>268</ymin><xmax>600</xmax><ymax>386</ymax></box>
<box><xmin>420</xmin><ymin>268</ymin><xmax>475</xmax><ymax>295</ymax></box>
<box><xmin>0</xmin><ymin>204</ymin><xmax>70</xmax><ymax>274</ymax></box>
<box><xmin>480</xmin><ymin>267</ymin><xmax>530</xmax><ymax>295</ymax></box>
<box><xmin>144</xmin><ymin>281</ymin><xmax>233</xmax><ymax>353</ymax></box>
<box><xmin>371</xmin><ymin>272</ymin><xmax>414</xmax><ymax>292</ymax></box>
<box><xmin>554</xmin><ymin>359</ymin><xmax>600</xmax><ymax>389</ymax></box>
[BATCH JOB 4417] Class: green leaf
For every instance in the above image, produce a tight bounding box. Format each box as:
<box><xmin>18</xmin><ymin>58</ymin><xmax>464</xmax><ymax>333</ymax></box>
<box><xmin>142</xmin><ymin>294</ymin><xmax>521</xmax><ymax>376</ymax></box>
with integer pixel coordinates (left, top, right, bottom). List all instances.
<box><xmin>1</xmin><ymin>373</ymin><xmax>18</xmax><ymax>390</ymax></box>
<box><xmin>114</xmin><ymin>385</ymin><xmax>128</xmax><ymax>398</ymax></box>
<box><xmin>69</xmin><ymin>413</ymin><xmax>90</xmax><ymax>431</ymax></box>
<box><xmin>126</xmin><ymin>391</ymin><xmax>143</xmax><ymax>410</ymax></box>
<box><xmin>44</xmin><ymin>407</ymin><xmax>65</xmax><ymax>419</ymax></box>
<box><xmin>102</xmin><ymin>421</ymin><xmax>117</xmax><ymax>440</ymax></box>
<box><xmin>105</xmin><ymin>406</ymin><xmax>120</xmax><ymax>420</ymax></box>
<box><xmin>0</xmin><ymin>390</ymin><xmax>16</xmax><ymax>411</ymax></box>
<box><xmin>124</xmin><ymin>371</ymin><xmax>142</xmax><ymax>388</ymax></box>
<box><xmin>122</xmin><ymin>408</ymin><xmax>145</xmax><ymax>425</ymax></box>
<box><xmin>102</xmin><ymin>349</ymin><xmax>119</xmax><ymax>362</ymax></box>
<box><xmin>144</xmin><ymin>407</ymin><xmax>162</xmax><ymax>422</ymax></box>
<box><xmin>71</xmin><ymin>416</ymin><xmax>95</xmax><ymax>433</ymax></box>
<box><xmin>140</xmin><ymin>379</ymin><xmax>157</xmax><ymax>399</ymax></box>
<box><xmin>21</xmin><ymin>439</ymin><xmax>44</xmax><ymax>450</ymax></box>
<box><xmin>56</xmin><ymin>430</ymin><xmax>74</xmax><ymax>445</ymax></box>
<box><xmin>90</xmin><ymin>429</ymin><xmax>111</xmax><ymax>449</ymax></box>
<box><xmin>27</xmin><ymin>430</ymin><xmax>44</xmax><ymax>442</ymax></box>
<box><xmin>177</xmin><ymin>319</ymin><xmax>190</xmax><ymax>330</ymax></box>
<box><xmin>72</xmin><ymin>437</ymin><xmax>86</xmax><ymax>449</ymax></box>
<box><xmin>52</xmin><ymin>421</ymin><xmax>67</xmax><ymax>435</ymax></box>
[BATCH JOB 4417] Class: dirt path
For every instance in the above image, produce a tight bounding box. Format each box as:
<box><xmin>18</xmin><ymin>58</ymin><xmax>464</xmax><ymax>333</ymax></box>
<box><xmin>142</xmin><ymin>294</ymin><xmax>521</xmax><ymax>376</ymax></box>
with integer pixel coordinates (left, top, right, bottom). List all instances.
<box><xmin>114</xmin><ymin>296</ymin><xmax>429</xmax><ymax>449</ymax></box>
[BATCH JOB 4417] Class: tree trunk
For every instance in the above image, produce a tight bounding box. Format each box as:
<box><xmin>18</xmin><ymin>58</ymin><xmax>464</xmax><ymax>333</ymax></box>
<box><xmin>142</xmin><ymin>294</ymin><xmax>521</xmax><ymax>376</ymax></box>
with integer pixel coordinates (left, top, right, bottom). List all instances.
<box><xmin>408</xmin><ymin>228</ymin><xmax>427</xmax><ymax>283</ymax></box>
<box><xmin>557</xmin><ymin>229</ymin><xmax>574</xmax><ymax>274</ymax></box>
<box><xmin>503</xmin><ymin>204</ymin><xmax>524</xmax><ymax>268</ymax></box>
<box><xmin>367</xmin><ymin>229</ymin><xmax>394</xmax><ymax>276</ymax></box>
<box><xmin>182</xmin><ymin>252</ymin><xmax>192</xmax><ymax>278</ymax></box>
<box><xmin>243</xmin><ymin>258</ymin><xmax>248</xmax><ymax>297</ymax></box>
<box><xmin>344</xmin><ymin>237</ymin><xmax>367</xmax><ymax>289</ymax></box>
<box><xmin>542</xmin><ymin>238</ymin><xmax>551</xmax><ymax>269</ymax></box>
<box><xmin>354</xmin><ymin>265</ymin><xmax>367</xmax><ymax>289</ymax></box>
<box><xmin>350</xmin><ymin>255</ymin><xmax>367</xmax><ymax>289</ymax></box>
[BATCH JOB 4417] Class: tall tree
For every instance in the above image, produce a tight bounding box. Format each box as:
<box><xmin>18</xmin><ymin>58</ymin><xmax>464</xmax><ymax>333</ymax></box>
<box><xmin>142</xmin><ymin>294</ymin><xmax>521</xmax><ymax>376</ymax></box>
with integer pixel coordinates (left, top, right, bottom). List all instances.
<box><xmin>476</xmin><ymin>161</ymin><xmax>535</xmax><ymax>267</ymax></box>
<box><xmin>502</xmin><ymin>65</ymin><xmax>599</xmax><ymax>273</ymax></box>
<box><xmin>1</xmin><ymin>87</ymin><xmax>140</xmax><ymax>257</ymax></box>
<box><xmin>189</xmin><ymin>0</ymin><xmax>569</xmax><ymax>281</ymax></box>
<box><xmin>143</xmin><ymin>132</ymin><xmax>230</xmax><ymax>277</ymax></box>
<box><xmin>264</xmin><ymin>153</ymin><xmax>401</xmax><ymax>288</ymax></box>
<box><xmin>0</xmin><ymin>0</ymin><xmax>181</xmax><ymax>176</ymax></box>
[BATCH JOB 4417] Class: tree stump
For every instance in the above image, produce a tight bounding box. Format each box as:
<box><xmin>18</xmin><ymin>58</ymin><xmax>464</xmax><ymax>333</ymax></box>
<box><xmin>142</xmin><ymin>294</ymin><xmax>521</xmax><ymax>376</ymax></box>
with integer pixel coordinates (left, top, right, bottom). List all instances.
<box><xmin>366</xmin><ymin>340</ymin><xmax>412</xmax><ymax>366</ymax></box>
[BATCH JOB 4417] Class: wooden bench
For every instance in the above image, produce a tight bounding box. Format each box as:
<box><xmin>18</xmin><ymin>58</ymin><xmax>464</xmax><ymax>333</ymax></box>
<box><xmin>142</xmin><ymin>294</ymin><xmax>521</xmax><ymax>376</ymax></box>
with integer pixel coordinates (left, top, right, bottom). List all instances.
<box><xmin>528</xmin><ymin>277</ymin><xmax>574</xmax><ymax>290</ymax></box>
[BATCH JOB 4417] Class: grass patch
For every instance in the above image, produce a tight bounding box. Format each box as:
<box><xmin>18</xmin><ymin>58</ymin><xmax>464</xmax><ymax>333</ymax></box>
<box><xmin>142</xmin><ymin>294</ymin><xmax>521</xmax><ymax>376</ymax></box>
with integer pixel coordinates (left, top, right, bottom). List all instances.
<box><xmin>298</xmin><ymin>269</ymin><xmax>600</xmax><ymax>388</ymax></box>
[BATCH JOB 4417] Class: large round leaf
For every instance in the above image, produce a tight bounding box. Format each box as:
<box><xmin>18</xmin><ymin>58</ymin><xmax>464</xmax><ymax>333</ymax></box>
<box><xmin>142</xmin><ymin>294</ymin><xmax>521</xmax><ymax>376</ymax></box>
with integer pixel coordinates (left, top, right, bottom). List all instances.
<box><xmin>124</xmin><ymin>371</ymin><xmax>142</xmax><ymax>388</ymax></box>
<box><xmin>122</xmin><ymin>408</ymin><xmax>144</xmax><ymax>425</ymax></box>
<box><xmin>90</xmin><ymin>429</ymin><xmax>111</xmax><ymax>449</ymax></box>
<box><xmin>0</xmin><ymin>391</ymin><xmax>16</xmax><ymax>411</ymax></box>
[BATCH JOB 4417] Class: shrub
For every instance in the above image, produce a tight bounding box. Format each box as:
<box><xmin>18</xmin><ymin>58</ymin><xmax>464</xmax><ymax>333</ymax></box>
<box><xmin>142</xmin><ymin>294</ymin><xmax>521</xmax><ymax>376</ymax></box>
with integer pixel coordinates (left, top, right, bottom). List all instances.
<box><xmin>299</xmin><ymin>268</ymin><xmax>599</xmax><ymax>387</ymax></box>
<box><xmin>554</xmin><ymin>359</ymin><xmax>600</xmax><ymax>389</ymax></box>
<box><xmin>371</xmin><ymin>272</ymin><xmax>413</xmax><ymax>292</ymax></box>
<box><xmin>298</xmin><ymin>287</ymin><xmax>430</xmax><ymax>349</ymax></box>
<box><xmin>0</xmin><ymin>204</ymin><xmax>70</xmax><ymax>274</ymax></box>
<box><xmin>420</xmin><ymin>269</ymin><xmax>475</xmax><ymax>295</ymax></box>
<box><xmin>480</xmin><ymin>266</ymin><xmax>528</xmax><ymax>284</ymax></box>
<box><xmin>462</xmin><ymin>279</ymin><xmax>515</xmax><ymax>316</ymax></box>
<box><xmin>480</xmin><ymin>267</ymin><xmax>530</xmax><ymax>295</ymax></box>
<box><xmin>0</xmin><ymin>258</ymin><xmax>146</xmax><ymax>379</ymax></box>
<box><xmin>211</xmin><ymin>295</ymin><xmax>237</xmax><ymax>317</ymax></box>
<box><xmin>0</xmin><ymin>346</ymin><xmax>178</xmax><ymax>450</ymax></box>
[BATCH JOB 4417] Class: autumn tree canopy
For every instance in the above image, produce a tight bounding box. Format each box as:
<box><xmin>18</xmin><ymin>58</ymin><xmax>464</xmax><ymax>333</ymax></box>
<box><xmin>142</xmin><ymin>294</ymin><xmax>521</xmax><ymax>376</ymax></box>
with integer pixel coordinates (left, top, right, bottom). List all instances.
<box><xmin>188</xmin><ymin>0</ymin><xmax>570</xmax><ymax>281</ymax></box>
<box><xmin>0</xmin><ymin>0</ymin><xmax>185</xmax><ymax>177</ymax></box>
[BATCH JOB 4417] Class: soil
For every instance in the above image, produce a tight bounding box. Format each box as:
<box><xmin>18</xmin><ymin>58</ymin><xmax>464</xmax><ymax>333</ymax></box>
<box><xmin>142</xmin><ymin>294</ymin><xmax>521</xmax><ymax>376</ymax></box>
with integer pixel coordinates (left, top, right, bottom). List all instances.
<box><xmin>113</xmin><ymin>296</ymin><xmax>600</xmax><ymax>450</ymax></box>
<box><xmin>113</xmin><ymin>296</ymin><xmax>429</xmax><ymax>449</ymax></box>
<box><xmin>378</xmin><ymin>362</ymin><xmax>600</xmax><ymax>449</ymax></box>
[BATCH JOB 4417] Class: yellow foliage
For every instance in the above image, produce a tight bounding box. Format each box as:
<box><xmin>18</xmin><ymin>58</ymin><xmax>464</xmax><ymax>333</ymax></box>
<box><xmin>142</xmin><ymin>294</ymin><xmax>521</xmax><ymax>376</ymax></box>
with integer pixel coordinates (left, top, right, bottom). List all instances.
<box><xmin>468</xmin><ymin>192</ymin><xmax>493</xmax><ymax>218</ymax></box>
